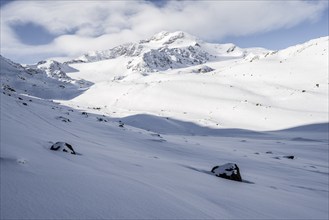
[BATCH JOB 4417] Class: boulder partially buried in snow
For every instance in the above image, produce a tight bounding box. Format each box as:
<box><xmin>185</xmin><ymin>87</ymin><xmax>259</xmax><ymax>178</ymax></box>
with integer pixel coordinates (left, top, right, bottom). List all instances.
<box><xmin>50</xmin><ymin>142</ymin><xmax>76</xmax><ymax>155</ymax></box>
<box><xmin>211</xmin><ymin>163</ymin><xmax>242</xmax><ymax>182</ymax></box>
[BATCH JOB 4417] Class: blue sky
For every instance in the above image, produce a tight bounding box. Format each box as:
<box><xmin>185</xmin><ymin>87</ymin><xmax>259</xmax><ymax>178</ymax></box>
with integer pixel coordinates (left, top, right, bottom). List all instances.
<box><xmin>222</xmin><ymin>6</ymin><xmax>328</xmax><ymax>49</ymax></box>
<box><xmin>1</xmin><ymin>0</ymin><xmax>328</xmax><ymax>64</ymax></box>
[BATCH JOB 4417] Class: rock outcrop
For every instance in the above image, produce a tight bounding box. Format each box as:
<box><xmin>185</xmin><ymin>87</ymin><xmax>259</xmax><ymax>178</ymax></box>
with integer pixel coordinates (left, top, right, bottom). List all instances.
<box><xmin>50</xmin><ymin>142</ymin><xmax>76</xmax><ymax>155</ymax></box>
<box><xmin>211</xmin><ymin>163</ymin><xmax>242</xmax><ymax>182</ymax></box>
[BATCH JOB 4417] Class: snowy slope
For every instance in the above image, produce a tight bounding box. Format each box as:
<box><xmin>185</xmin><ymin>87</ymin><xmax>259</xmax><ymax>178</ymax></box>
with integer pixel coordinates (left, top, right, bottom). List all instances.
<box><xmin>0</xmin><ymin>56</ymin><xmax>91</xmax><ymax>100</ymax></box>
<box><xmin>62</xmin><ymin>34</ymin><xmax>328</xmax><ymax>131</ymax></box>
<box><xmin>1</xmin><ymin>85</ymin><xmax>328</xmax><ymax>219</ymax></box>
<box><xmin>1</xmin><ymin>32</ymin><xmax>328</xmax><ymax>219</ymax></box>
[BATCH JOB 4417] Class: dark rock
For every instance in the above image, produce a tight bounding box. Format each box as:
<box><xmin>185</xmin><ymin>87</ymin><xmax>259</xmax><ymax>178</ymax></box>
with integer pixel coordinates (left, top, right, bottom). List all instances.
<box><xmin>151</xmin><ymin>133</ymin><xmax>162</xmax><ymax>138</ymax></box>
<box><xmin>81</xmin><ymin>112</ymin><xmax>88</xmax><ymax>117</ymax></box>
<box><xmin>119</xmin><ymin>121</ymin><xmax>124</xmax><ymax>127</ymax></box>
<box><xmin>283</xmin><ymin>155</ymin><xmax>294</xmax><ymax>159</ymax></box>
<box><xmin>50</xmin><ymin>142</ymin><xmax>76</xmax><ymax>155</ymax></box>
<box><xmin>211</xmin><ymin>163</ymin><xmax>242</xmax><ymax>182</ymax></box>
<box><xmin>192</xmin><ymin>65</ymin><xmax>214</xmax><ymax>73</ymax></box>
<box><xmin>37</xmin><ymin>60</ymin><xmax>46</xmax><ymax>65</ymax></box>
<box><xmin>266</xmin><ymin>151</ymin><xmax>273</xmax><ymax>154</ymax></box>
<box><xmin>227</xmin><ymin>46</ymin><xmax>236</xmax><ymax>53</ymax></box>
<box><xmin>3</xmin><ymin>85</ymin><xmax>16</xmax><ymax>92</ymax></box>
<box><xmin>97</xmin><ymin>117</ymin><xmax>107</xmax><ymax>122</ymax></box>
<box><xmin>22</xmin><ymin>103</ymin><xmax>27</xmax><ymax>106</ymax></box>
<box><xmin>55</xmin><ymin>116</ymin><xmax>71</xmax><ymax>122</ymax></box>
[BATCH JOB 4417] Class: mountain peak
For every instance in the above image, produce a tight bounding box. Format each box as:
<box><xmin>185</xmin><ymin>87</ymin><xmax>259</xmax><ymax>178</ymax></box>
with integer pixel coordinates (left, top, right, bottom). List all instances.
<box><xmin>140</xmin><ymin>31</ymin><xmax>199</xmax><ymax>46</ymax></box>
<box><xmin>67</xmin><ymin>31</ymin><xmax>274</xmax><ymax>73</ymax></box>
<box><xmin>69</xmin><ymin>31</ymin><xmax>208</xmax><ymax>72</ymax></box>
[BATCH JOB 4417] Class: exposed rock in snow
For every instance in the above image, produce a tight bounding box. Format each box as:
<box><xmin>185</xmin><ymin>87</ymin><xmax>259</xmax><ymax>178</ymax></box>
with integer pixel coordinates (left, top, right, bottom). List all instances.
<box><xmin>33</xmin><ymin>60</ymin><xmax>77</xmax><ymax>82</ymax></box>
<box><xmin>211</xmin><ymin>163</ymin><xmax>242</xmax><ymax>182</ymax></box>
<box><xmin>227</xmin><ymin>46</ymin><xmax>236</xmax><ymax>53</ymax></box>
<box><xmin>163</xmin><ymin>31</ymin><xmax>185</xmax><ymax>45</ymax></box>
<box><xmin>139</xmin><ymin>31</ymin><xmax>170</xmax><ymax>43</ymax></box>
<box><xmin>0</xmin><ymin>56</ymin><xmax>91</xmax><ymax>99</ymax></box>
<box><xmin>244</xmin><ymin>50</ymin><xmax>271</xmax><ymax>62</ymax></box>
<box><xmin>128</xmin><ymin>46</ymin><xmax>210</xmax><ymax>72</ymax></box>
<box><xmin>55</xmin><ymin>116</ymin><xmax>71</xmax><ymax>122</ymax></box>
<box><xmin>2</xmin><ymin>84</ymin><xmax>16</xmax><ymax>93</ymax></box>
<box><xmin>50</xmin><ymin>142</ymin><xmax>76</xmax><ymax>154</ymax></box>
<box><xmin>191</xmin><ymin>65</ymin><xmax>214</xmax><ymax>73</ymax></box>
<box><xmin>140</xmin><ymin>31</ymin><xmax>193</xmax><ymax>45</ymax></box>
<box><xmin>67</xmin><ymin>31</ymin><xmax>269</xmax><ymax>73</ymax></box>
<box><xmin>73</xmin><ymin>43</ymin><xmax>144</xmax><ymax>63</ymax></box>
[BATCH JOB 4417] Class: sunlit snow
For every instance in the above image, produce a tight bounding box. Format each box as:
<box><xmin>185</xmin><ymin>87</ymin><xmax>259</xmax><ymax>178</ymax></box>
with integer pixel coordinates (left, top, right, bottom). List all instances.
<box><xmin>1</xmin><ymin>32</ymin><xmax>328</xmax><ymax>219</ymax></box>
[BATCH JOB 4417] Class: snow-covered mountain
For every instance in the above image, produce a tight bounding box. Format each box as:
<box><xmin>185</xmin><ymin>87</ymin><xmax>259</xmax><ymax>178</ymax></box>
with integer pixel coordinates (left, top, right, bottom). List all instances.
<box><xmin>1</xmin><ymin>32</ymin><xmax>328</xmax><ymax>219</ymax></box>
<box><xmin>58</xmin><ymin>32</ymin><xmax>328</xmax><ymax>131</ymax></box>
<box><xmin>68</xmin><ymin>31</ymin><xmax>268</xmax><ymax>73</ymax></box>
<box><xmin>0</xmin><ymin>55</ymin><xmax>91</xmax><ymax>99</ymax></box>
<box><xmin>1</xmin><ymin>32</ymin><xmax>328</xmax><ymax>130</ymax></box>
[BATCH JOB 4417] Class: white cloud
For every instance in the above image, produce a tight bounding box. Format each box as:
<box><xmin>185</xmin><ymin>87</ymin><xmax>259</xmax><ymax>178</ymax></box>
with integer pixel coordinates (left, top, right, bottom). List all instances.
<box><xmin>0</xmin><ymin>0</ymin><xmax>327</xmax><ymax>63</ymax></box>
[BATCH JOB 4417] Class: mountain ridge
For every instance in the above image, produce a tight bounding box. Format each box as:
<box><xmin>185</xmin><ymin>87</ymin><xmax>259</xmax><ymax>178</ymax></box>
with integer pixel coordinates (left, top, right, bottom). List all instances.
<box><xmin>66</xmin><ymin>31</ymin><xmax>269</xmax><ymax>73</ymax></box>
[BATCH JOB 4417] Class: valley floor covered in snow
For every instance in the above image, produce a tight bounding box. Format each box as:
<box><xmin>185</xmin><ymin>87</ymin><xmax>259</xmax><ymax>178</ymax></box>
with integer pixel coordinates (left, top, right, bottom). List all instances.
<box><xmin>1</xmin><ymin>91</ymin><xmax>328</xmax><ymax>219</ymax></box>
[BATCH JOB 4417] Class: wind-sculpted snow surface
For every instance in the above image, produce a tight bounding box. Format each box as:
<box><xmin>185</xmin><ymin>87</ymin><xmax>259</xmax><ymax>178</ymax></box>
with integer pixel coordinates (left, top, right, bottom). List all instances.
<box><xmin>1</xmin><ymin>89</ymin><xmax>328</xmax><ymax>219</ymax></box>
